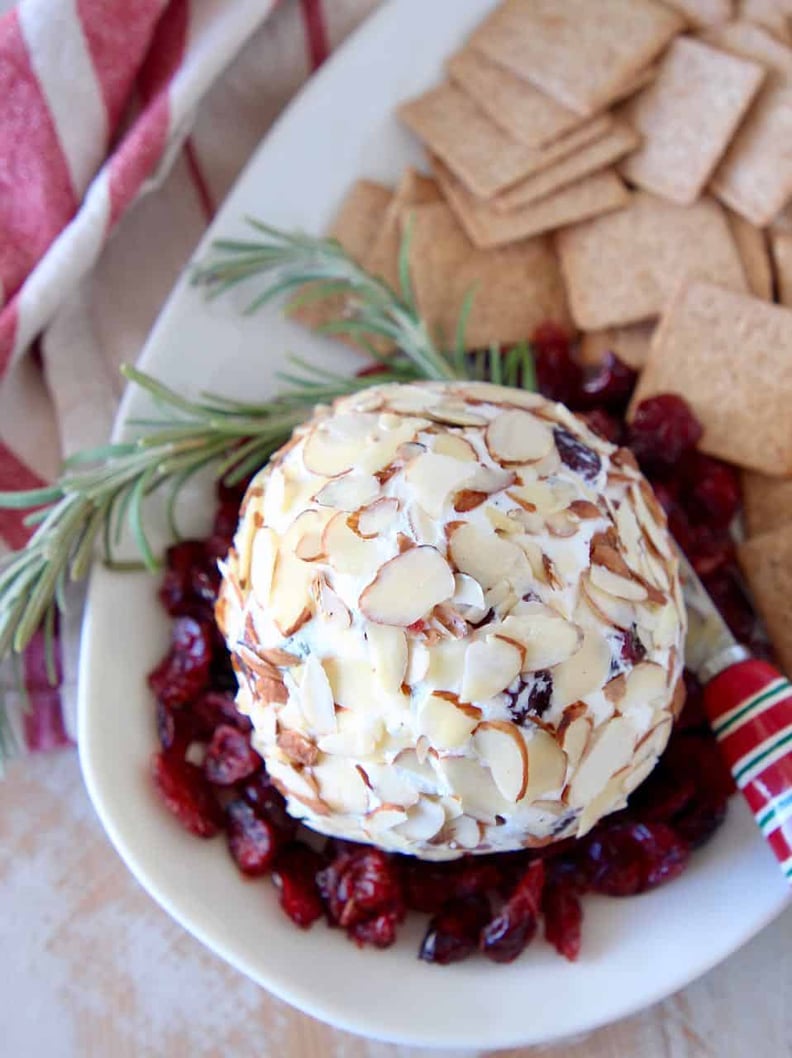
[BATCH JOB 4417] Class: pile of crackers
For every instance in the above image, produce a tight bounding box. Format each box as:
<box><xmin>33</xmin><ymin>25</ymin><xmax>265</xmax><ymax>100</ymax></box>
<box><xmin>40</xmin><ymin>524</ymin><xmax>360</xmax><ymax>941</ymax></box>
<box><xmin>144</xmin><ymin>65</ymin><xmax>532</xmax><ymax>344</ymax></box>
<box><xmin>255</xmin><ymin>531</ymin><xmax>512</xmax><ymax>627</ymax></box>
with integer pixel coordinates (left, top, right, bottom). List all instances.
<box><xmin>298</xmin><ymin>0</ymin><xmax>792</xmax><ymax>673</ymax></box>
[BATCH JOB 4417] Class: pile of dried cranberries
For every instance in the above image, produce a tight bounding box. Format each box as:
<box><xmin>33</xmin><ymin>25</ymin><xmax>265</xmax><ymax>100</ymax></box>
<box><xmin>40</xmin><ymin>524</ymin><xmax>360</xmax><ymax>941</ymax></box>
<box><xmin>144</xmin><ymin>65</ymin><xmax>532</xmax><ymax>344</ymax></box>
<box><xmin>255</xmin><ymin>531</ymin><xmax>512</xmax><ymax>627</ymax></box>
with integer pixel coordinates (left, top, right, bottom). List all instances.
<box><xmin>148</xmin><ymin>325</ymin><xmax>753</xmax><ymax>965</ymax></box>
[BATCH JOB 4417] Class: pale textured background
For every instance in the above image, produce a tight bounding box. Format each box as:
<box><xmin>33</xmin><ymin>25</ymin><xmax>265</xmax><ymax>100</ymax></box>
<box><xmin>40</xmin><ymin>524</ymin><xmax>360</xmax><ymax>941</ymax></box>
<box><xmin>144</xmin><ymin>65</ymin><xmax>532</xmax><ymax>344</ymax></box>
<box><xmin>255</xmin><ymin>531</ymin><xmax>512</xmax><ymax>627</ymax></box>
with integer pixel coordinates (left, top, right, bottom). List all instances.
<box><xmin>3</xmin><ymin>750</ymin><xmax>791</xmax><ymax>1058</ymax></box>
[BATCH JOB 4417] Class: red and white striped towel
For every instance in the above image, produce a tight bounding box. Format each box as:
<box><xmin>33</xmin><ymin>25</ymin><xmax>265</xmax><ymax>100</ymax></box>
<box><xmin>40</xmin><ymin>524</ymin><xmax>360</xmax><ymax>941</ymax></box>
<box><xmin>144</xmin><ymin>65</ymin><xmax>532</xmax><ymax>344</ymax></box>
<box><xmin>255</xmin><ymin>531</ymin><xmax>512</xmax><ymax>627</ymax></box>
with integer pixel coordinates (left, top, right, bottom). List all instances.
<box><xmin>0</xmin><ymin>0</ymin><xmax>379</xmax><ymax>755</ymax></box>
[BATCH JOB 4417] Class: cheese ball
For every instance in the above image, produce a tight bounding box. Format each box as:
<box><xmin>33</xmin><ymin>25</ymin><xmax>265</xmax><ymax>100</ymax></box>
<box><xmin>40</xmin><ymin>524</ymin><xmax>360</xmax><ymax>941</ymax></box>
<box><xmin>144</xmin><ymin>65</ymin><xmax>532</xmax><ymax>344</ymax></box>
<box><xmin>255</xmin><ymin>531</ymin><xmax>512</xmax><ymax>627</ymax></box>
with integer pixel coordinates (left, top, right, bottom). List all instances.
<box><xmin>216</xmin><ymin>381</ymin><xmax>686</xmax><ymax>860</ymax></box>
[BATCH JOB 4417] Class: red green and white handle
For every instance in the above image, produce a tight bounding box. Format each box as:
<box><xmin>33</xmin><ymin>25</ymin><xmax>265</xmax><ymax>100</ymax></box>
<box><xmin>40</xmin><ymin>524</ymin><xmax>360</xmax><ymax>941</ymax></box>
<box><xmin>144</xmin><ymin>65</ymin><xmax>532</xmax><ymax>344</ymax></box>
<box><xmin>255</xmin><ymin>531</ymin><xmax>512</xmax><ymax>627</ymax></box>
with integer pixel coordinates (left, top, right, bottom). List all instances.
<box><xmin>704</xmin><ymin>658</ymin><xmax>792</xmax><ymax>883</ymax></box>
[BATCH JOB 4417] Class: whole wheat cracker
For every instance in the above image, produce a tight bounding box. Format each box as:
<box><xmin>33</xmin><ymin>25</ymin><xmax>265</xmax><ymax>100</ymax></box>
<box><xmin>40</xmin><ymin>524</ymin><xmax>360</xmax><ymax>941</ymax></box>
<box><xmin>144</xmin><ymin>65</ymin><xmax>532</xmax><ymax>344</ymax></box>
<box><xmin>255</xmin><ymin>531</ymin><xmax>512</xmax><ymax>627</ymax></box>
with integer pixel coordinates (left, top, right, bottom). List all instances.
<box><xmin>405</xmin><ymin>200</ymin><xmax>571</xmax><ymax>351</ymax></box>
<box><xmin>578</xmin><ymin>323</ymin><xmax>655</xmax><ymax>370</ymax></box>
<box><xmin>397</xmin><ymin>83</ymin><xmax>611</xmax><ymax>200</ymax></box>
<box><xmin>364</xmin><ymin>169</ymin><xmax>440</xmax><ymax>292</ymax></box>
<box><xmin>619</xmin><ymin>37</ymin><xmax>764</xmax><ymax>206</ymax></box>
<box><xmin>738</xmin><ymin>0</ymin><xmax>792</xmax><ymax>45</ymax></box>
<box><xmin>555</xmin><ymin>191</ymin><xmax>747</xmax><ymax>329</ymax></box>
<box><xmin>742</xmin><ymin>469</ymin><xmax>792</xmax><ymax>535</ymax></box>
<box><xmin>770</xmin><ymin>229</ymin><xmax>792</xmax><ymax>302</ymax></box>
<box><xmin>705</xmin><ymin>16</ymin><xmax>792</xmax><ymax>73</ymax></box>
<box><xmin>726</xmin><ymin>209</ymin><xmax>774</xmax><ymax>298</ymax></box>
<box><xmin>738</xmin><ymin>525</ymin><xmax>792</xmax><ymax>673</ymax></box>
<box><xmin>433</xmin><ymin>157</ymin><xmax>628</xmax><ymax>250</ymax></box>
<box><xmin>659</xmin><ymin>0</ymin><xmax>733</xmax><ymax>26</ymax></box>
<box><xmin>494</xmin><ymin>121</ymin><xmax>640</xmax><ymax>211</ymax></box>
<box><xmin>630</xmin><ymin>280</ymin><xmax>792</xmax><ymax>474</ymax></box>
<box><xmin>468</xmin><ymin>0</ymin><xmax>683</xmax><ymax>115</ymax></box>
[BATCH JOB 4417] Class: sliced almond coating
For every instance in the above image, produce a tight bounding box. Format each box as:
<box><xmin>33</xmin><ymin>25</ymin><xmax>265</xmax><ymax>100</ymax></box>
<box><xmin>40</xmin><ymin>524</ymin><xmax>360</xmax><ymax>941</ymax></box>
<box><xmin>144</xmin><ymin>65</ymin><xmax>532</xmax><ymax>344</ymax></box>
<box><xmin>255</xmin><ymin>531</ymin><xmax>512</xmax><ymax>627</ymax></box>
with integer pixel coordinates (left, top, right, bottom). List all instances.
<box><xmin>266</xmin><ymin>757</ymin><xmax>320</xmax><ymax>806</ymax></box>
<box><xmin>270</xmin><ymin>551</ymin><xmax>313</xmax><ymax>637</ymax></box>
<box><xmin>451</xmin><ymin>573</ymin><xmax>488</xmax><ymax>623</ymax></box>
<box><xmin>508</xmin><ymin>479</ymin><xmax>577</xmax><ymax>516</ymax></box>
<box><xmin>259</xmin><ymin>647</ymin><xmax>302</xmax><ymax>667</ymax></box>
<box><xmin>359</xmin><ymin>418</ymin><xmax>429</xmax><ymax>475</ymax></box>
<box><xmin>406</xmin><ymin>640</ymin><xmax>431</xmax><ymax>684</ymax></box>
<box><xmin>366</xmin><ymin>805</ymin><xmax>410</xmax><ymax>833</ymax></box>
<box><xmin>425</xmin><ymin>637</ymin><xmax>468</xmax><ymax>693</ymax></box>
<box><xmin>446</xmin><ymin>813</ymin><xmax>481</xmax><ymax>850</ymax></box>
<box><xmin>311</xmin><ymin>574</ymin><xmax>352</xmax><ymax>629</ymax></box>
<box><xmin>621</xmin><ymin>751</ymin><xmax>659</xmax><ymax>797</ymax></box>
<box><xmin>650</xmin><ymin>601</ymin><xmax>680</xmax><ymax>649</ymax></box>
<box><xmin>620</xmin><ymin>661</ymin><xmax>668</xmax><ymax>714</ymax></box>
<box><xmin>383</xmin><ymin>385</ymin><xmax>442</xmax><ymax>415</ymax></box>
<box><xmin>432</xmin><ymin>433</ymin><xmax>478</xmax><ymax>461</ymax></box>
<box><xmin>362</xmin><ymin>762</ymin><xmax>421</xmax><ymax>807</ymax></box>
<box><xmin>393</xmin><ymin>747</ymin><xmax>440</xmax><ymax>793</ymax></box>
<box><xmin>486</xmin><ymin>506</ymin><xmax>522</xmax><ymax>535</ymax></box>
<box><xmin>406</xmin><ymin>502</ymin><xmax>439</xmax><ymax>545</ymax></box>
<box><xmin>473</xmin><ymin>721</ymin><xmax>529</xmax><ymax>802</ymax></box>
<box><xmin>250</xmin><ymin>527</ymin><xmax>278</xmax><ymax>608</ymax></box>
<box><xmin>317</xmin><ymin>712</ymin><xmax>384</xmax><ymax>757</ymax></box>
<box><xmin>568</xmin><ymin>717</ymin><xmax>636</xmax><ymax>808</ymax></box>
<box><xmin>359</xmin><ymin>546</ymin><xmax>455</xmax><ymax>626</ymax></box>
<box><xmin>466</xmin><ymin>464</ymin><xmax>517</xmax><ymax>495</ymax></box>
<box><xmin>590</xmin><ymin>562</ymin><xmax>648</xmax><ymax>601</ymax></box>
<box><xmin>292</xmin><ymin>509</ymin><xmax>332</xmax><ymax>561</ymax></box>
<box><xmin>486</xmin><ymin>409</ymin><xmax>554</xmax><ymax>464</ymax></box>
<box><xmin>351</xmin><ymin>497</ymin><xmax>400</xmax><ymax>539</ymax></box>
<box><xmin>277</xmin><ymin>730</ymin><xmax>318</xmax><ymax>766</ymax></box>
<box><xmin>546</xmin><ymin>510</ymin><xmax>578</xmax><ymax>537</ymax></box>
<box><xmin>322</xmin><ymin>511</ymin><xmax>386</xmax><ymax>581</ymax></box>
<box><xmin>632</xmin><ymin>482</ymin><xmax>672</xmax><ymax>559</ymax></box>
<box><xmin>437</xmin><ymin>756</ymin><xmax>513</xmax><ymax>823</ymax></box>
<box><xmin>460</xmin><ymin>635</ymin><xmax>523</xmax><ymax>702</ymax></box>
<box><xmin>577</xmin><ymin>774</ymin><xmax>626</xmax><ymax>838</ymax></box>
<box><xmin>404</xmin><ymin>452</ymin><xmax>476</xmax><ymax>518</ymax></box>
<box><xmin>499</xmin><ymin>613</ymin><xmax>582</xmax><ymax>670</ymax></box>
<box><xmin>562</xmin><ymin>716</ymin><xmax>593</xmax><ymax>772</ymax></box>
<box><xmin>302</xmin><ymin>414</ymin><xmax>376</xmax><ymax>477</ymax></box>
<box><xmin>551</xmin><ymin>628</ymin><xmax>612</xmax><ymax>708</ymax></box>
<box><xmin>581</xmin><ymin>574</ymin><xmax>636</xmax><ymax>630</ymax></box>
<box><xmin>313</xmin><ymin>756</ymin><xmax>370</xmax><ymax>815</ymax></box>
<box><xmin>523</xmin><ymin>729</ymin><xmax>567</xmax><ymax>800</ymax></box>
<box><xmin>299</xmin><ymin>654</ymin><xmax>337</xmax><ymax>735</ymax></box>
<box><xmin>448</xmin><ymin>522</ymin><xmax>528</xmax><ymax>590</ymax></box>
<box><xmin>366</xmin><ymin>623</ymin><xmax>408</xmax><ymax>693</ymax></box>
<box><xmin>324</xmin><ymin>657</ymin><xmax>392</xmax><ymax>714</ymax></box>
<box><xmin>313</xmin><ymin>473</ymin><xmax>380</xmax><ymax>510</ymax></box>
<box><xmin>459</xmin><ymin>382</ymin><xmax>545</xmax><ymax>408</ymax></box>
<box><xmin>426</xmin><ymin>402</ymin><xmax>488</xmax><ymax>427</ymax></box>
<box><xmin>394</xmin><ymin>798</ymin><xmax>447</xmax><ymax>842</ymax></box>
<box><xmin>418</xmin><ymin>692</ymin><xmax>479</xmax><ymax>750</ymax></box>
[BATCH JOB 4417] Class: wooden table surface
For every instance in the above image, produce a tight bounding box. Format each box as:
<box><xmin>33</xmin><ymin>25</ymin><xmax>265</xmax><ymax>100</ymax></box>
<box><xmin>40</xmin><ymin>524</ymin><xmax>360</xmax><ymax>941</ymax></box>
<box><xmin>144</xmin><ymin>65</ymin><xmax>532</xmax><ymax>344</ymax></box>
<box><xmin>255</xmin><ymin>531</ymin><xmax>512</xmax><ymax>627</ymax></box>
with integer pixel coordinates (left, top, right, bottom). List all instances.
<box><xmin>2</xmin><ymin>749</ymin><xmax>791</xmax><ymax>1058</ymax></box>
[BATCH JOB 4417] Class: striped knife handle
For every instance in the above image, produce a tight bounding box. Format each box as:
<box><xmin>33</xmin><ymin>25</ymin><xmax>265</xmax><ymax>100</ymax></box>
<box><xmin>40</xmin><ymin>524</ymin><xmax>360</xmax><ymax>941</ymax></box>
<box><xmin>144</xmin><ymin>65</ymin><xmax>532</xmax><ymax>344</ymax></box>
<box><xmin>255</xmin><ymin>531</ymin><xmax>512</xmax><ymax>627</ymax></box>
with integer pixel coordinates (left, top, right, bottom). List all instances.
<box><xmin>704</xmin><ymin>659</ymin><xmax>792</xmax><ymax>883</ymax></box>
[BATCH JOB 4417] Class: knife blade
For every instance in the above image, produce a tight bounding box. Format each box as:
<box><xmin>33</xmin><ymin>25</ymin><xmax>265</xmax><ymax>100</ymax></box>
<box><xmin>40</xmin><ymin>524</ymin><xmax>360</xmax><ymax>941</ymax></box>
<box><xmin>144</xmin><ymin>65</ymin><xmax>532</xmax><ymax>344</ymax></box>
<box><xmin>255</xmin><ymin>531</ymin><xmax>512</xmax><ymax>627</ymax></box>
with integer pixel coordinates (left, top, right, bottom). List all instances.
<box><xmin>677</xmin><ymin>548</ymin><xmax>749</xmax><ymax>683</ymax></box>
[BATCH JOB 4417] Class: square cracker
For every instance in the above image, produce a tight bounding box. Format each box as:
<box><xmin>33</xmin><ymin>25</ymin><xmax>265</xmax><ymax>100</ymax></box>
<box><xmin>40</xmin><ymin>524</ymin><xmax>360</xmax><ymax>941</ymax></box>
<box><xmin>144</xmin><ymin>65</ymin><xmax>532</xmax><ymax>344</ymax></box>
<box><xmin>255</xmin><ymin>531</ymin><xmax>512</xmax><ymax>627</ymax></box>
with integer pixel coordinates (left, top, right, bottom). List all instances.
<box><xmin>446</xmin><ymin>48</ymin><xmax>609</xmax><ymax>149</ymax></box>
<box><xmin>468</xmin><ymin>0</ymin><xmax>682</xmax><ymax>115</ymax></box>
<box><xmin>364</xmin><ymin>169</ymin><xmax>440</xmax><ymax>292</ymax></box>
<box><xmin>738</xmin><ymin>0</ymin><xmax>792</xmax><ymax>45</ymax></box>
<box><xmin>726</xmin><ymin>209</ymin><xmax>773</xmax><ymax>298</ymax></box>
<box><xmin>738</xmin><ymin>525</ymin><xmax>792</xmax><ymax>674</ymax></box>
<box><xmin>292</xmin><ymin>179</ymin><xmax>393</xmax><ymax>333</ymax></box>
<box><xmin>406</xmin><ymin>200</ymin><xmax>571</xmax><ymax>350</ymax></box>
<box><xmin>398</xmin><ymin>83</ymin><xmax>612</xmax><ymax>199</ymax></box>
<box><xmin>494</xmin><ymin>121</ymin><xmax>640</xmax><ymax>210</ymax></box>
<box><xmin>705</xmin><ymin>17</ymin><xmax>792</xmax><ymax>73</ymax></box>
<box><xmin>619</xmin><ymin>37</ymin><xmax>764</xmax><ymax>206</ymax></box>
<box><xmin>433</xmin><ymin>157</ymin><xmax>628</xmax><ymax>250</ymax></box>
<box><xmin>579</xmin><ymin>323</ymin><xmax>656</xmax><ymax>369</ymax></box>
<box><xmin>770</xmin><ymin>229</ymin><xmax>792</xmax><ymax>303</ymax></box>
<box><xmin>630</xmin><ymin>280</ymin><xmax>792</xmax><ymax>474</ymax></box>
<box><xmin>659</xmin><ymin>0</ymin><xmax>733</xmax><ymax>26</ymax></box>
<box><xmin>555</xmin><ymin>191</ymin><xmax>747</xmax><ymax>329</ymax></box>
<box><xmin>742</xmin><ymin>469</ymin><xmax>792</xmax><ymax>535</ymax></box>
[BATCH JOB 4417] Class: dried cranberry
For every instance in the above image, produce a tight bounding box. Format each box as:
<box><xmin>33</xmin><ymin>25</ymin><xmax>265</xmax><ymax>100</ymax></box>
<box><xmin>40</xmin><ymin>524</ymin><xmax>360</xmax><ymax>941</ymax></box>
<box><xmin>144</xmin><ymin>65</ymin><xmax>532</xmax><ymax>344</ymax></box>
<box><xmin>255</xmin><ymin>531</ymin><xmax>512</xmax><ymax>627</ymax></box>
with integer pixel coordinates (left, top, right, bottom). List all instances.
<box><xmin>690</xmin><ymin>535</ymin><xmax>736</xmax><ymax>579</ymax></box>
<box><xmin>627</xmin><ymin>395</ymin><xmax>703</xmax><ymax>475</ymax></box>
<box><xmin>156</xmin><ymin>699</ymin><xmax>178</xmax><ymax>752</ymax></box>
<box><xmin>680</xmin><ymin>453</ymin><xmax>741</xmax><ymax>530</ymax></box>
<box><xmin>553</xmin><ymin>427</ymin><xmax>602</xmax><ymax>481</ymax></box>
<box><xmin>618</xmin><ymin>625</ymin><xmax>647</xmax><ymax>666</ymax></box>
<box><xmin>578</xmin><ymin>409</ymin><xmax>624</xmax><ymax>444</ymax></box>
<box><xmin>584</xmin><ymin>822</ymin><xmax>690</xmax><ymax>896</ymax></box>
<box><xmin>543</xmin><ymin>883</ymin><xmax>582</xmax><ymax>962</ymax></box>
<box><xmin>159</xmin><ymin>540</ymin><xmax>221</xmax><ymax>618</ymax></box>
<box><xmin>675</xmin><ymin>669</ymin><xmax>708</xmax><ymax>733</ymax></box>
<box><xmin>402</xmin><ymin>861</ymin><xmax>459</xmax><ymax>913</ymax></box>
<box><xmin>242</xmin><ymin>772</ymin><xmax>299</xmax><ymax>838</ymax></box>
<box><xmin>151</xmin><ymin>751</ymin><xmax>223</xmax><ymax>838</ymax></box>
<box><xmin>480</xmin><ymin>861</ymin><xmax>545</xmax><ymax>963</ymax></box>
<box><xmin>225</xmin><ymin>800</ymin><xmax>278</xmax><ymax>876</ymax></box>
<box><xmin>147</xmin><ymin>616</ymin><xmax>213</xmax><ymax>708</ymax></box>
<box><xmin>203</xmin><ymin>724</ymin><xmax>261</xmax><ymax>785</ymax></box>
<box><xmin>508</xmin><ymin>671</ymin><xmax>553</xmax><ymax>725</ymax></box>
<box><xmin>186</xmin><ymin>690</ymin><xmax>251</xmax><ymax>739</ymax></box>
<box><xmin>318</xmin><ymin>848</ymin><xmax>404</xmax><ymax>929</ymax></box>
<box><xmin>533</xmin><ymin>323</ymin><xmax>583</xmax><ymax>406</ymax></box>
<box><xmin>419</xmin><ymin>895</ymin><xmax>491</xmax><ymax>965</ymax></box>
<box><xmin>579</xmin><ymin>351</ymin><xmax>637</xmax><ymax>413</ymax></box>
<box><xmin>272</xmin><ymin>844</ymin><xmax>325</xmax><ymax>928</ymax></box>
<box><xmin>348</xmin><ymin>910</ymin><xmax>402</xmax><ymax>948</ymax></box>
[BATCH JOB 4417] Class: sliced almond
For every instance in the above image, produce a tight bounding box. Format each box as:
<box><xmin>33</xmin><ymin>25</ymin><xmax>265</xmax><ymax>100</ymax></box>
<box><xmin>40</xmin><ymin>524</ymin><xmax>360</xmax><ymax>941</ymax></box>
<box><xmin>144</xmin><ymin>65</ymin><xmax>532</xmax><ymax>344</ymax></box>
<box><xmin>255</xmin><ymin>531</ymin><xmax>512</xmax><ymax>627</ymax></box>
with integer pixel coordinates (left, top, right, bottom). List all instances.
<box><xmin>523</xmin><ymin>729</ymin><xmax>567</xmax><ymax>800</ymax></box>
<box><xmin>322</xmin><ymin>511</ymin><xmax>386</xmax><ymax>580</ymax></box>
<box><xmin>446</xmin><ymin>813</ymin><xmax>481</xmax><ymax>850</ymax></box>
<box><xmin>473</xmin><ymin>720</ymin><xmax>529</xmax><ymax>802</ymax></box>
<box><xmin>359</xmin><ymin>546</ymin><xmax>454</xmax><ymax>626</ymax></box>
<box><xmin>299</xmin><ymin>654</ymin><xmax>337</xmax><ymax>735</ymax></box>
<box><xmin>460</xmin><ymin>635</ymin><xmax>522</xmax><ymax>702</ymax></box>
<box><xmin>577</xmin><ymin>774</ymin><xmax>627</xmax><ymax>837</ymax></box>
<box><xmin>366</xmin><ymin>623</ymin><xmax>408</xmax><ymax>693</ymax></box>
<box><xmin>270</xmin><ymin>551</ymin><xmax>313</xmax><ymax>637</ymax></box>
<box><xmin>437</xmin><ymin>756</ymin><xmax>513</xmax><ymax>823</ymax></box>
<box><xmin>562</xmin><ymin>716</ymin><xmax>593</xmax><ymax>772</ymax></box>
<box><xmin>406</xmin><ymin>502</ymin><xmax>439</xmax><ymax>546</ymax></box>
<box><xmin>450</xmin><ymin>573</ymin><xmax>488</xmax><ymax>623</ymax></box>
<box><xmin>259</xmin><ymin>647</ymin><xmax>302</xmax><ymax>667</ymax></box>
<box><xmin>359</xmin><ymin>417</ymin><xmax>429</xmax><ymax>476</ymax></box>
<box><xmin>366</xmin><ymin>805</ymin><xmax>410</xmax><ymax>833</ymax></box>
<box><xmin>293</xmin><ymin>509</ymin><xmax>332</xmax><ymax>561</ymax></box>
<box><xmin>620</xmin><ymin>752</ymin><xmax>659</xmax><ymax>797</ymax></box>
<box><xmin>383</xmin><ymin>385</ymin><xmax>441</xmax><ymax>415</ymax></box>
<box><xmin>448</xmin><ymin>522</ymin><xmax>528</xmax><ymax>590</ymax></box>
<box><xmin>250</xmin><ymin>527</ymin><xmax>278</xmax><ymax>608</ymax></box>
<box><xmin>393</xmin><ymin>747</ymin><xmax>439</xmax><ymax>792</ymax></box>
<box><xmin>426</xmin><ymin>402</ymin><xmax>488</xmax><ymax>427</ymax></box>
<box><xmin>453</xmin><ymin>489</ymin><xmax>489</xmax><ymax>513</ymax></box>
<box><xmin>317</xmin><ymin>711</ymin><xmax>384</xmax><ymax>757</ymax></box>
<box><xmin>406</xmin><ymin>640</ymin><xmax>431</xmax><ymax>684</ymax></box>
<box><xmin>266</xmin><ymin>757</ymin><xmax>321</xmax><ymax>806</ymax></box>
<box><xmin>424</xmin><ymin>637</ymin><xmax>468</xmax><ymax>693</ymax></box>
<box><xmin>569</xmin><ymin>500</ymin><xmax>602</xmax><ymax>519</ymax></box>
<box><xmin>590</xmin><ymin>563</ymin><xmax>648</xmax><ymax>602</ymax></box>
<box><xmin>277</xmin><ymin>730</ymin><xmax>318</xmax><ymax>766</ymax></box>
<box><xmin>499</xmin><ymin>613</ymin><xmax>582</xmax><ymax>670</ymax></box>
<box><xmin>486</xmin><ymin>409</ymin><xmax>553</xmax><ymax>464</ymax></box>
<box><xmin>394</xmin><ymin>798</ymin><xmax>447</xmax><ymax>841</ymax></box>
<box><xmin>404</xmin><ymin>452</ymin><xmax>476</xmax><ymax>518</ymax></box>
<box><xmin>349</xmin><ymin>496</ymin><xmax>399</xmax><ymax>539</ymax></box>
<box><xmin>432</xmin><ymin>433</ymin><xmax>478</xmax><ymax>461</ymax></box>
<box><xmin>302</xmin><ymin>413</ymin><xmax>376</xmax><ymax>477</ymax></box>
<box><xmin>568</xmin><ymin>717</ymin><xmax>636</xmax><ymax>808</ymax></box>
<box><xmin>313</xmin><ymin>473</ymin><xmax>380</xmax><ymax>510</ymax></box>
<box><xmin>546</xmin><ymin>510</ymin><xmax>578</xmax><ymax>537</ymax></box>
<box><xmin>311</xmin><ymin>574</ymin><xmax>352</xmax><ymax>629</ymax></box>
<box><xmin>620</xmin><ymin>661</ymin><xmax>668</xmax><ymax>714</ymax></box>
<box><xmin>466</xmin><ymin>464</ymin><xmax>516</xmax><ymax>495</ymax></box>
<box><xmin>312</xmin><ymin>756</ymin><xmax>370</xmax><ymax>815</ymax></box>
<box><xmin>362</xmin><ymin>762</ymin><xmax>422</xmax><ymax>807</ymax></box>
<box><xmin>551</xmin><ymin>628</ymin><xmax>612</xmax><ymax>708</ymax></box>
<box><xmin>632</xmin><ymin>482</ymin><xmax>672</xmax><ymax>560</ymax></box>
<box><xmin>581</xmin><ymin>574</ymin><xmax>636</xmax><ymax>630</ymax></box>
<box><xmin>417</xmin><ymin>692</ymin><xmax>479</xmax><ymax>750</ymax></box>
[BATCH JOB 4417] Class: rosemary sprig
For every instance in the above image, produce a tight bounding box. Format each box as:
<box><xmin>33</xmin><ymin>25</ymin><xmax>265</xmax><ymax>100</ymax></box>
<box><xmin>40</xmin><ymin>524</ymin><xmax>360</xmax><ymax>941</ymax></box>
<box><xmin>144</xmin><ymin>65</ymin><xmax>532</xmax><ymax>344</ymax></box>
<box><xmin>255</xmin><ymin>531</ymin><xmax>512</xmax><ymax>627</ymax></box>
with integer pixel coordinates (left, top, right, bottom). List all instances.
<box><xmin>0</xmin><ymin>218</ymin><xmax>535</xmax><ymax>766</ymax></box>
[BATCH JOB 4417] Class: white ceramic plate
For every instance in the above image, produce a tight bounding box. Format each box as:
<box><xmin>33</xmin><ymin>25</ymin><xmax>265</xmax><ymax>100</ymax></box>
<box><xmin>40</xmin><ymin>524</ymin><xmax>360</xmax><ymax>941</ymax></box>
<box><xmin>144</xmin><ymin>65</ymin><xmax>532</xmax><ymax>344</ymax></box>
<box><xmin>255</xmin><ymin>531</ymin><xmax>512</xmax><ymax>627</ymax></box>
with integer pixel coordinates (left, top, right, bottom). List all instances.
<box><xmin>78</xmin><ymin>0</ymin><xmax>791</xmax><ymax>1048</ymax></box>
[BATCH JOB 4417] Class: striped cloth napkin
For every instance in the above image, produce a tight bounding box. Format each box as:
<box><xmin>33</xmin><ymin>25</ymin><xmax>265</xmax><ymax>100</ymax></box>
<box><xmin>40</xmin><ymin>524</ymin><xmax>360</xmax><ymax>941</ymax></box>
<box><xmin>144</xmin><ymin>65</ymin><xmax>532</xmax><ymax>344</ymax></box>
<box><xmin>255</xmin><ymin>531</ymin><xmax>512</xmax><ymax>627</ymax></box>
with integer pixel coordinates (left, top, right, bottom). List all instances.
<box><xmin>0</xmin><ymin>0</ymin><xmax>378</xmax><ymax>756</ymax></box>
